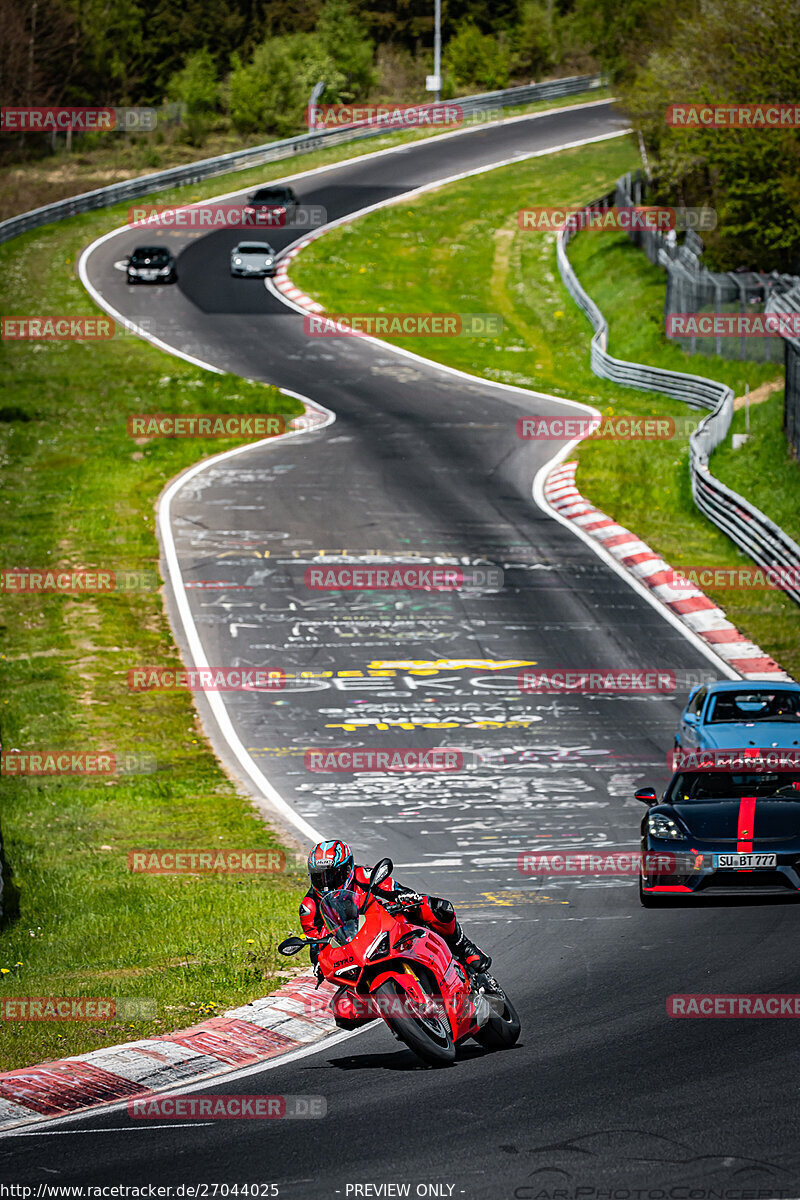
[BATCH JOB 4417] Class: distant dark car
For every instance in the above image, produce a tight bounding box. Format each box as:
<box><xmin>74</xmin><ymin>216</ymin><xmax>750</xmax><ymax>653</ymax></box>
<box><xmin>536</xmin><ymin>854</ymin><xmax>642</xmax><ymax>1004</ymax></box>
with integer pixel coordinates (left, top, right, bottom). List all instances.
<box><xmin>242</xmin><ymin>185</ymin><xmax>299</xmax><ymax>227</ymax></box>
<box><xmin>230</xmin><ymin>241</ymin><xmax>278</xmax><ymax>278</ymax></box>
<box><xmin>126</xmin><ymin>246</ymin><xmax>176</xmax><ymax>285</ymax></box>
<box><xmin>636</xmin><ymin>767</ymin><xmax>800</xmax><ymax>904</ymax></box>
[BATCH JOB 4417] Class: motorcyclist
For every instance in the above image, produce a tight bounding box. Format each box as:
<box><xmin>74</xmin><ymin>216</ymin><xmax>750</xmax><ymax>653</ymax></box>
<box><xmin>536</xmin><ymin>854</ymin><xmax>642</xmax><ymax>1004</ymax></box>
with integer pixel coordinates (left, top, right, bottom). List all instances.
<box><xmin>299</xmin><ymin>839</ymin><xmax>492</xmax><ymax>978</ymax></box>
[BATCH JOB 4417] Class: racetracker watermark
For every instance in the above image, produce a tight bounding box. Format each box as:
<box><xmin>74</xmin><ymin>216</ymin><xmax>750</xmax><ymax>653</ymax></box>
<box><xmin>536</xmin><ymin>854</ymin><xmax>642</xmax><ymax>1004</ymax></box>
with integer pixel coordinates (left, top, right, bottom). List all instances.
<box><xmin>304</xmin><ymin>565</ymin><xmax>503</xmax><ymax>590</ymax></box>
<box><xmin>669</xmin><ymin>994</ymin><xmax>800</xmax><ymax>1017</ymax></box>
<box><xmin>667</xmin><ymin>103</ymin><xmax>800</xmax><ymax>128</ymax></box>
<box><xmin>307</xmin><ymin>103</ymin><xmax>464</xmax><ymax>129</ymax></box>
<box><xmin>128</xmin><ymin>849</ymin><xmax>286</xmax><ymax>873</ymax></box>
<box><xmin>303</xmin><ymin>314</ymin><xmax>502</xmax><ymax>338</ymax></box>
<box><xmin>305</xmin><ymin>748</ymin><xmax>463</xmax><ymax>772</ymax></box>
<box><xmin>518</xmin><ymin>851</ymin><xmax>685</xmax><ymax>876</ymax></box>
<box><xmin>517</xmin><ymin>415</ymin><xmax>675</xmax><ymax>441</ymax></box>
<box><xmin>1</xmin><ymin>750</ymin><xmax>157</xmax><ymax>776</ymax></box>
<box><xmin>0</xmin><ymin>107</ymin><xmax>156</xmax><ymax>132</ymax></box>
<box><xmin>668</xmin><ymin>747</ymin><xmax>800</xmax><ymax>773</ymax></box>
<box><xmin>518</xmin><ymin>669</ymin><xmax>677</xmax><ymax>693</ymax></box>
<box><xmin>128</xmin><ymin>667</ymin><xmax>285</xmax><ymax>692</ymax></box>
<box><xmin>666</xmin><ymin>313</ymin><xmax>800</xmax><ymax>338</ymax></box>
<box><xmin>517</xmin><ymin>206</ymin><xmax>716</xmax><ymax>232</ymax></box>
<box><xmin>0</xmin><ymin>997</ymin><xmax>156</xmax><ymax>1021</ymax></box>
<box><xmin>127</xmin><ymin>203</ymin><xmax>326</xmax><ymax>230</ymax></box>
<box><xmin>665</xmin><ymin>566</ymin><xmax>800</xmax><ymax>590</ymax></box>
<box><xmin>128</xmin><ymin>1095</ymin><xmax>326</xmax><ymax>1119</ymax></box>
<box><xmin>127</xmin><ymin>415</ymin><xmax>285</xmax><ymax>438</ymax></box>
<box><xmin>0</xmin><ymin>568</ymin><xmax>157</xmax><ymax>593</ymax></box>
<box><xmin>1</xmin><ymin>316</ymin><xmax>115</xmax><ymax>340</ymax></box>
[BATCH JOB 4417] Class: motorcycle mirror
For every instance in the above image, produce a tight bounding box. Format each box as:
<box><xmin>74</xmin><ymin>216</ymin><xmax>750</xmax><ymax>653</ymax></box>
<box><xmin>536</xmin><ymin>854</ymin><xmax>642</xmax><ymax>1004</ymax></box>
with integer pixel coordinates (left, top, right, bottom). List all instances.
<box><xmin>634</xmin><ymin>787</ymin><xmax>658</xmax><ymax>804</ymax></box>
<box><xmin>369</xmin><ymin>857</ymin><xmax>393</xmax><ymax>889</ymax></box>
<box><xmin>278</xmin><ymin>936</ymin><xmax>307</xmax><ymax>956</ymax></box>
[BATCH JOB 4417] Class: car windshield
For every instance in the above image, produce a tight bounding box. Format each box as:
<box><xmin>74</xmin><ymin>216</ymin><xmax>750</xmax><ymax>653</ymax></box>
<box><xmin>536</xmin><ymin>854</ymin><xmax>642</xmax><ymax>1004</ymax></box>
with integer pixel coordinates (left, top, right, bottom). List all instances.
<box><xmin>706</xmin><ymin>689</ymin><xmax>800</xmax><ymax>723</ymax></box>
<box><xmin>252</xmin><ymin>189</ymin><xmax>290</xmax><ymax>203</ymax></box>
<box><xmin>319</xmin><ymin>888</ymin><xmax>363</xmax><ymax>946</ymax></box>
<box><xmin>666</xmin><ymin>771</ymin><xmax>800</xmax><ymax>802</ymax></box>
<box><xmin>130</xmin><ymin>248</ymin><xmax>169</xmax><ymax>264</ymax></box>
<box><xmin>237</xmin><ymin>243</ymin><xmax>273</xmax><ymax>254</ymax></box>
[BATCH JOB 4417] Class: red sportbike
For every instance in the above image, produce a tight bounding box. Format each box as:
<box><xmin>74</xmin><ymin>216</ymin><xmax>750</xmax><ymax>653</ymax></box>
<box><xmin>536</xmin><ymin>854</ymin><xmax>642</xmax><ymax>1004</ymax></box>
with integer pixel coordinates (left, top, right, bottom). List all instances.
<box><xmin>279</xmin><ymin>858</ymin><xmax>520</xmax><ymax>1066</ymax></box>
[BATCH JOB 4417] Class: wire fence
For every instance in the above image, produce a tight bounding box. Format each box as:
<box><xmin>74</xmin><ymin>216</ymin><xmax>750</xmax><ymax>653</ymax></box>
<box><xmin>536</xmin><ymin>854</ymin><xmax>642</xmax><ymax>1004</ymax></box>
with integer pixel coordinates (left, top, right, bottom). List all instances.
<box><xmin>557</xmin><ymin>196</ymin><xmax>800</xmax><ymax>608</ymax></box>
<box><xmin>615</xmin><ymin>170</ymin><xmax>799</xmax><ymax>364</ymax></box>
<box><xmin>0</xmin><ymin>75</ymin><xmax>603</xmax><ymax>248</ymax></box>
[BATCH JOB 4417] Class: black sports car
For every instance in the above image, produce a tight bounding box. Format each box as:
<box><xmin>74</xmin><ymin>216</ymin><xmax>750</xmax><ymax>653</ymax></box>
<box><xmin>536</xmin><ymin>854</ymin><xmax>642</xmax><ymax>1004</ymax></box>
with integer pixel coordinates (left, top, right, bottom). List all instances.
<box><xmin>126</xmin><ymin>245</ymin><xmax>176</xmax><ymax>284</ymax></box>
<box><xmin>636</xmin><ymin>768</ymin><xmax>800</xmax><ymax>904</ymax></box>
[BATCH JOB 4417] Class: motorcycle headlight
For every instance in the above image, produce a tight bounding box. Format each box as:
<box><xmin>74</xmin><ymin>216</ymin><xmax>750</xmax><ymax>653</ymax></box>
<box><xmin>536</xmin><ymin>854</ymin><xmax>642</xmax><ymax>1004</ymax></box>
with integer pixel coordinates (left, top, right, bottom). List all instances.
<box><xmin>647</xmin><ymin>812</ymin><xmax>685</xmax><ymax>840</ymax></box>
<box><xmin>366</xmin><ymin>933</ymin><xmax>390</xmax><ymax>961</ymax></box>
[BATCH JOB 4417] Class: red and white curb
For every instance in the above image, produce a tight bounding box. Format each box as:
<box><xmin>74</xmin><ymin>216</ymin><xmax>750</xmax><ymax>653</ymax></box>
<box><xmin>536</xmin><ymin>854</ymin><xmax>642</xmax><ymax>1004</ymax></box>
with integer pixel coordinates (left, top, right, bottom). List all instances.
<box><xmin>274</xmin><ymin>242</ymin><xmax>324</xmax><ymax>313</ymax></box>
<box><xmin>0</xmin><ymin>973</ymin><xmax>337</xmax><ymax>1132</ymax></box>
<box><xmin>544</xmin><ymin>462</ymin><xmax>791</xmax><ymax>680</ymax></box>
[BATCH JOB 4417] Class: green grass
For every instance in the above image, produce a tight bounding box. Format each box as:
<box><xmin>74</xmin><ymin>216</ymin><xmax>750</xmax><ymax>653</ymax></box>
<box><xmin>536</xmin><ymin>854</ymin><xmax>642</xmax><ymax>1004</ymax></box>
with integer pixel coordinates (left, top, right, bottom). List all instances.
<box><xmin>0</xmin><ymin>196</ymin><xmax>309</xmax><ymax>1076</ymax></box>
<box><xmin>290</xmin><ymin>134</ymin><xmax>800</xmax><ymax>679</ymax></box>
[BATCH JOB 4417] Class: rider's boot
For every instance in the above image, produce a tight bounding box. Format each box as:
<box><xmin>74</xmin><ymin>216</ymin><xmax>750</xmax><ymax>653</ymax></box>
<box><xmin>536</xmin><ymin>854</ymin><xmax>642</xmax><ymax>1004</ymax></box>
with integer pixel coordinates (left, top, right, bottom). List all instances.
<box><xmin>448</xmin><ymin>921</ymin><xmax>492</xmax><ymax>974</ymax></box>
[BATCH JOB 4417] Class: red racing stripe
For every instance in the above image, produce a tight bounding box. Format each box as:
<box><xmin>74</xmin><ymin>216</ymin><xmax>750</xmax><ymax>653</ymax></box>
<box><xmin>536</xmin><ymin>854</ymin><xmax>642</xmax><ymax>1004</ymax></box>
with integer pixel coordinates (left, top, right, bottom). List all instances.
<box><xmin>737</xmin><ymin>795</ymin><xmax>756</xmax><ymax>853</ymax></box>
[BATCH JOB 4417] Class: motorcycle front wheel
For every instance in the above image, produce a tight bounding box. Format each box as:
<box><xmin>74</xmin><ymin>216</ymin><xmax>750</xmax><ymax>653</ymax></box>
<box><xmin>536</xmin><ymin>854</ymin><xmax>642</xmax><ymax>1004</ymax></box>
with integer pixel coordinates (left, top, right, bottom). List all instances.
<box><xmin>374</xmin><ymin>977</ymin><xmax>455</xmax><ymax>1067</ymax></box>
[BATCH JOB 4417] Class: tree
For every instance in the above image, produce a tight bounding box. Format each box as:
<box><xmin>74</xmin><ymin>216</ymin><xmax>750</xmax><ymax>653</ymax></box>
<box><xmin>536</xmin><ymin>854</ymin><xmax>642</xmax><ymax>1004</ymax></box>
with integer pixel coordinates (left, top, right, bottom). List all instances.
<box><xmin>167</xmin><ymin>48</ymin><xmax>220</xmax><ymax>145</ymax></box>
<box><xmin>316</xmin><ymin>0</ymin><xmax>375</xmax><ymax>98</ymax></box>
<box><xmin>512</xmin><ymin>1</ymin><xmax>555</xmax><ymax>80</ymax></box>
<box><xmin>624</xmin><ymin>0</ymin><xmax>800</xmax><ymax>271</ymax></box>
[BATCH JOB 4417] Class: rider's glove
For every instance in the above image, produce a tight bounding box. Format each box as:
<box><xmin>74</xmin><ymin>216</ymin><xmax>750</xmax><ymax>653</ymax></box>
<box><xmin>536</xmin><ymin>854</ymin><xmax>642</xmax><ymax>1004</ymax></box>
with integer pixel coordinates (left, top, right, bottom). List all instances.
<box><xmin>394</xmin><ymin>891</ymin><xmax>425</xmax><ymax>908</ymax></box>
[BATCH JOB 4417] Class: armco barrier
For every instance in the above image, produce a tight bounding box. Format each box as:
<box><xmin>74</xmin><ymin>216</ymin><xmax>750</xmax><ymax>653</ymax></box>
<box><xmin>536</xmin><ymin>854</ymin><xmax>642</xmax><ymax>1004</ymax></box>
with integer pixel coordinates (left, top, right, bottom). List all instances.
<box><xmin>557</xmin><ymin>199</ymin><xmax>800</xmax><ymax>607</ymax></box>
<box><xmin>0</xmin><ymin>76</ymin><xmax>602</xmax><ymax>247</ymax></box>
<box><xmin>766</xmin><ymin>284</ymin><xmax>800</xmax><ymax>462</ymax></box>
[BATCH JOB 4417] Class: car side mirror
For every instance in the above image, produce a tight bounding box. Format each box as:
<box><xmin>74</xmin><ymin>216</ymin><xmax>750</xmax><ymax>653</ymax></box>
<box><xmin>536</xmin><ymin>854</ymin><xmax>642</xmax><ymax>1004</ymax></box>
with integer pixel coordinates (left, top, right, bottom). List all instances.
<box><xmin>634</xmin><ymin>787</ymin><xmax>658</xmax><ymax>804</ymax></box>
<box><xmin>369</xmin><ymin>857</ymin><xmax>393</xmax><ymax>889</ymax></box>
<box><xmin>683</xmin><ymin>712</ymin><xmax>698</xmax><ymax>724</ymax></box>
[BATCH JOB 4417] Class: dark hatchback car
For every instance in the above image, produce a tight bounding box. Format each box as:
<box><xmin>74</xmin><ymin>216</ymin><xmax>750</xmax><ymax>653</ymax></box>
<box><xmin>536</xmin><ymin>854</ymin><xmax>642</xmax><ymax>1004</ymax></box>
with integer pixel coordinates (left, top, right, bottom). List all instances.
<box><xmin>242</xmin><ymin>185</ymin><xmax>299</xmax><ymax>227</ymax></box>
<box><xmin>636</xmin><ymin>768</ymin><xmax>800</xmax><ymax>905</ymax></box>
<box><xmin>126</xmin><ymin>246</ymin><xmax>177</xmax><ymax>285</ymax></box>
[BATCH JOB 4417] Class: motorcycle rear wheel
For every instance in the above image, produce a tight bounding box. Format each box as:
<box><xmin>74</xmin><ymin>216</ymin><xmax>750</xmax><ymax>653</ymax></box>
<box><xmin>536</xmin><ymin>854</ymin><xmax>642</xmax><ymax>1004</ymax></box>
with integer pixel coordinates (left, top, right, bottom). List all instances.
<box><xmin>374</xmin><ymin>978</ymin><xmax>455</xmax><ymax>1067</ymax></box>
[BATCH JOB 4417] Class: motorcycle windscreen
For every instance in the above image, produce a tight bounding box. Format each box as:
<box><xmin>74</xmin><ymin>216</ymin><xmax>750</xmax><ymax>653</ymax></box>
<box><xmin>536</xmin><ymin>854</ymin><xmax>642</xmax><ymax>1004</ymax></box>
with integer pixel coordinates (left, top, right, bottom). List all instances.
<box><xmin>319</xmin><ymin>888</ymin><xmax>365</xmax><ymax>946</ymax></box>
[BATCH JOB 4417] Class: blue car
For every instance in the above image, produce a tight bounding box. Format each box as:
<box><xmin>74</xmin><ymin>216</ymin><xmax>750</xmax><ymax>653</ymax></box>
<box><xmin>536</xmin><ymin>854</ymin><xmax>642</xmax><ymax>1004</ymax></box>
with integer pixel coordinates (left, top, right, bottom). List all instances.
<box><xmin>676</xmin><ymin>679</ymin><xmax>800</xmax><ymax>754</ymax></box>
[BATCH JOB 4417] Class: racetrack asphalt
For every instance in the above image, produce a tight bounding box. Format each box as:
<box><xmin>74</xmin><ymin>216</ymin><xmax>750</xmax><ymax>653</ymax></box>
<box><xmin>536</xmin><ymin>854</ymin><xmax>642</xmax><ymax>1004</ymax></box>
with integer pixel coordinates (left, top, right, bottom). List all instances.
<box><xmin>5</xmin><ymin>100</ymin><xmax>800</xmax><ymax>1198</ymax></box>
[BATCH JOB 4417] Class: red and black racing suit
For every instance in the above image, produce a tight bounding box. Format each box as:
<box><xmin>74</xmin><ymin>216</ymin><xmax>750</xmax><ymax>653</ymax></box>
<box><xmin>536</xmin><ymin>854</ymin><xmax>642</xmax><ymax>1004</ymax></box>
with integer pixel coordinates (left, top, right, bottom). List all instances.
<box><xmin>299</xmin><ymin>865</ymin><xmax>485</xmax><ymax>974</ymax></box>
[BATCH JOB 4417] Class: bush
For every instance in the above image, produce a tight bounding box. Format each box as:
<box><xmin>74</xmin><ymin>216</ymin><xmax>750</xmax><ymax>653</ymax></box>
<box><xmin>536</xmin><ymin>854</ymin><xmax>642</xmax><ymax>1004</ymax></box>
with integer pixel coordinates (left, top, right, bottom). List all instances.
<box><xmin>443</xmin><ymin>23</ymin><xmax>510</xmax><ymax>92</ymax></box>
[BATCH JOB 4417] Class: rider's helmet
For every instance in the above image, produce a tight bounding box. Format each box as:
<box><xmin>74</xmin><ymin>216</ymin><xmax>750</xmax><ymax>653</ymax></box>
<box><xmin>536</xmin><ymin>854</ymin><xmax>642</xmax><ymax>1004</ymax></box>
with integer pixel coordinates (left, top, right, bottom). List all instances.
<box><xmin>307</xmin><ymin>839</ymin><xmax>355</xmax><ymax>896</ymax></box>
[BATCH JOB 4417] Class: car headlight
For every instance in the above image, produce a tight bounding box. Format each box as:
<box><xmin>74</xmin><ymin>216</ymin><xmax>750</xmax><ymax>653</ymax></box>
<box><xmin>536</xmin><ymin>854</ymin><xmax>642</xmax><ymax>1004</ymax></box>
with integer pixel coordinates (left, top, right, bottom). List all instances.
<box><xmin>233</xmin><ymin>257</ymin><xmax>242</xmax><ymax>265</ymax></box>
<box><xmin>264</xmin><ymin>257</ymin><xmax>274</xmax><ymax>266</ymax></box>
<box><xmin>157</xmin><ymin>265</ymin><xmax>171</xmax><ymax>275</ymax></box>
<box><xmin>647</xmin><ymin>812</ymin><xmax>685</xmax><ymax>840</ymax></box>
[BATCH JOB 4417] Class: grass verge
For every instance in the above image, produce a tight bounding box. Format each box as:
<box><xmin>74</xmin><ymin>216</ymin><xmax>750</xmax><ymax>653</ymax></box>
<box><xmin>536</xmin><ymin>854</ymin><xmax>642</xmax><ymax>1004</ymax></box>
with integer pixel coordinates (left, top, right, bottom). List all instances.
<box><xmin>290</xmin><ymin>135</ymin><xmax>800</xmax><ymax>679</ymax></box>
<box><xmin>0</xmin><ymin>88</ymin><xmax>610</xmax><ymax>223</ymax></box>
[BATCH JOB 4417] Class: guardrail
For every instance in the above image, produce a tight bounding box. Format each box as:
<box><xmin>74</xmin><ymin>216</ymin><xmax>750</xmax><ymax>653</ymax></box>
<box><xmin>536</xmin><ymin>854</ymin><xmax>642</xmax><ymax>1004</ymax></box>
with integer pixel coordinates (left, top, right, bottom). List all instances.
<box><xmin>766</xmin><ymin>285</ymin><xmax>800</xmax><ymax>462</ymax></box>
<box><xmin>0</xmin><ymin>75</ymin><xmax>603</xmax><ymax>248</ymax></box>
<box><xmin>557</xmin><ymin>195</ymin><xmax>800</xmax><ymax>607</ymax></box>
